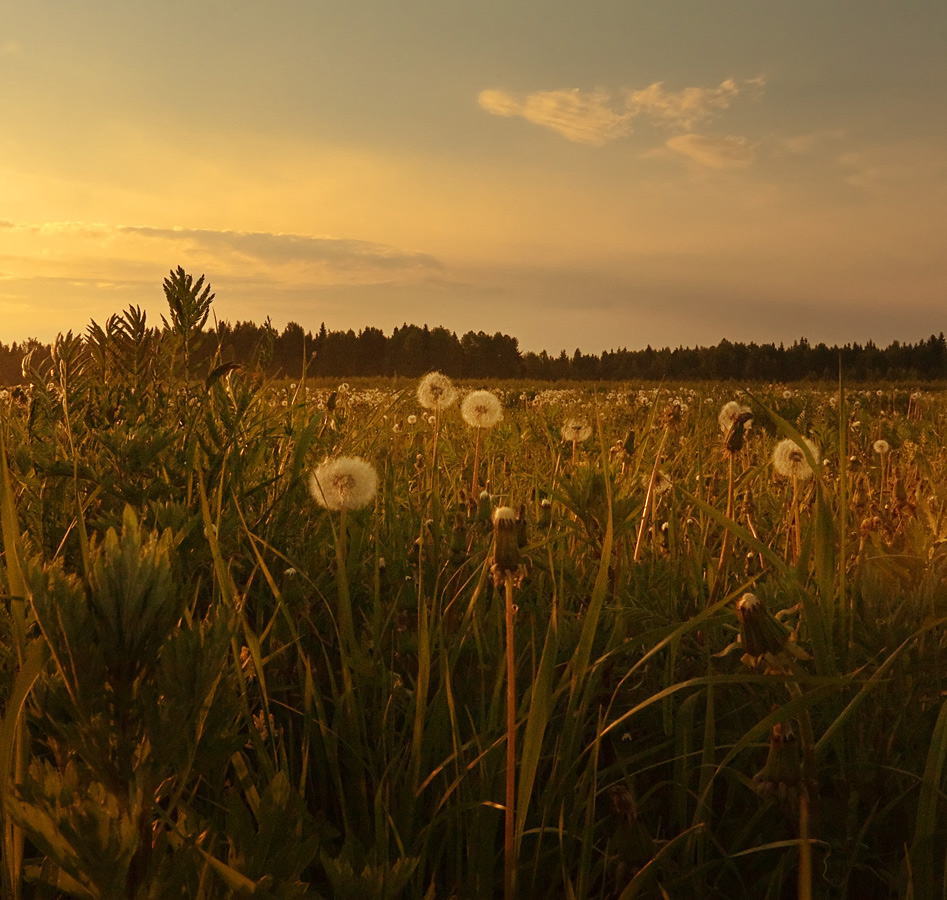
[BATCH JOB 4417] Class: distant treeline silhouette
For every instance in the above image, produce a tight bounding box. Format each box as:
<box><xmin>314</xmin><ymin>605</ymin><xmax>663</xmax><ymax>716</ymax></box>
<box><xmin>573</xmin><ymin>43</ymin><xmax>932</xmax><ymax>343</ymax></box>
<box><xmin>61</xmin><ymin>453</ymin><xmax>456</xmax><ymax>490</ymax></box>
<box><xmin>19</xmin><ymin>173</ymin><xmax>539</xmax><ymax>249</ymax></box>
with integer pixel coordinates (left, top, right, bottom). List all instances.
<box><xmin>3</xmin><ymin>319</ymin><xmax>947</xmax><ymax>383</ymax></box>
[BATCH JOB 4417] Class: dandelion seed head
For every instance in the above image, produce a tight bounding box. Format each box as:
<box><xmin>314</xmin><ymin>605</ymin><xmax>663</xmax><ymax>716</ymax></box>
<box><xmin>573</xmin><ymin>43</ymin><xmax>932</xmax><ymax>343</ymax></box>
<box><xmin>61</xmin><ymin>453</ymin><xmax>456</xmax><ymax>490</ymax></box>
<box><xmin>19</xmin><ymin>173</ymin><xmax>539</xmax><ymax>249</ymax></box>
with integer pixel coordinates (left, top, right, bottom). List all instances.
<box><xmin>560</xmin><ymin>419</ymin><xmax>592</xmax><ymax>443</ymax></box>
<box><xmin>772</xmin><ymin>437</ymin><xmax>819</xmax><ymax>481</ymax></box>
<box><xmin>309</xmin><ymin>456</ymin><xmax>378</xmax><ymax>511</ymax></box>
<box><xmin>461</xmin><ymin>390</ymin><xmax>503</xmax><ymax>429</ymax></box>
<box><xmin>417</xmin><ymin>371</ymin><xmax>458</xmax><ymax>410</ymax></box>
<box><xmin>650</xmin><ymin>470</ymin><xmax>673</xmax><ymax>495</ymax></box>
<box><xmin>718</xmin><ymin>400</ymin><xmax>753</xmax><ymax>434</ymax></box>
<box><xmin>873</xmin><ymin>439</ymin><xmax>890</xmax><ymax>455</ymax></box>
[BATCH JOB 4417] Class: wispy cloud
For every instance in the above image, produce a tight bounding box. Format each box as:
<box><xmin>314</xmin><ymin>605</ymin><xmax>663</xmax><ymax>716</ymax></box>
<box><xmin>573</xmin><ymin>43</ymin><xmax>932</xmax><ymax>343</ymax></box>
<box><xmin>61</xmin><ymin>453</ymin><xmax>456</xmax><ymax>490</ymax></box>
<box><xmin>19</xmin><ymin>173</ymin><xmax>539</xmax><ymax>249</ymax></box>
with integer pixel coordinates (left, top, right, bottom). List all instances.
<box><xmin>664</xmin><ymin>134</ymin><xmax>756</xmax><ymax>168</ymax></box>
<box><xmin>478</xmin><ymin>88</ymin><xmax>633</xmax><ymax>146</ymax></box>
<box><xmin>624</xmin><ymin>78</ymin><xmax>762</xmax><ymax>130</ymax></box>
<box><xmin>478</xmin><ymin>76</ymin><xmax>764</xmax><ymax>147</ymax></box>
<box><xmin>116</xmin><ymin>225</ymin><xmax>442</xmax><ymax>273</ymax></box>
<box><xmin>3</xmin><ymin>221</ymin><xmax>442</xmax><ymax>281</ymax></box>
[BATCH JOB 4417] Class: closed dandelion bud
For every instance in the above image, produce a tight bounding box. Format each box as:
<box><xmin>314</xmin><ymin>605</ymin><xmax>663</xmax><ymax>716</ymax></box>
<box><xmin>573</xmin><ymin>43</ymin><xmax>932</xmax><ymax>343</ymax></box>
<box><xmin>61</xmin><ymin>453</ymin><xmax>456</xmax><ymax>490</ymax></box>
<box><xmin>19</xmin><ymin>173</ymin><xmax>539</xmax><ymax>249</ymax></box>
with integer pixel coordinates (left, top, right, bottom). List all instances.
<box><xmin>893</xmin><ymin>469</ymin><xmax>907</xmax><ymax>504</ymax></box>
<box><xmin>491</xmin><ymin>507</ymin><xmax>522</xmax><ymax>573</ymax></box>
<box><xmin>736</xmin><ymin>593</ymin><xmax>788</xmax><ymax>659</ymax></box>
<box><xmin>450</xmin><ymin>511</ymin><xmax>468</xmax><ymax>561</ymax></box>
<box><xmin>476</xmin><ymin>490</ymin><xmax>492</xmax><ymax>523</ymax></box>
<box><xmin>326</xmin><ymin>390</ymin><xmax>337</xmax><ymax>412</ymax></box>
<box><xmin>539</xmin><ymin>497</ymin><xmax>552</xmax><ymax>528</ymax></box>
<box><xmin>753</xmin><ymin>720</ymin><xmax>801</xmax><ymax>804</ymax></box>
<box><xmin>623</xmin><ymin>429</ymin><xmax>635</xmax><ymax>456</ymax></box>
<box><xmin>607</xmin><ymin>784</ymin><xmax>654</xmax><ymax>871</ymax></box>
<box><xmin>516</xmin><ymin>504</ymin><xmax>528</xmax><ymax>548</ymax></box>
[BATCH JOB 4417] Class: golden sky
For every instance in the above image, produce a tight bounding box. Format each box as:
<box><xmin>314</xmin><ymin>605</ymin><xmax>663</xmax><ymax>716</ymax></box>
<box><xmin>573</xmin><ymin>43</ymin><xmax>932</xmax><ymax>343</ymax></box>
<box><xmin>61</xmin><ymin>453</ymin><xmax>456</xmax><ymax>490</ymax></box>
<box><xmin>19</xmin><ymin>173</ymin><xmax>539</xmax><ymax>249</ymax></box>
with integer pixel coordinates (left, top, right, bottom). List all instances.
<box><xmin>2</xmin><ymin>1</ymin><xmax>946</xmax><ymax>352</ymax></box>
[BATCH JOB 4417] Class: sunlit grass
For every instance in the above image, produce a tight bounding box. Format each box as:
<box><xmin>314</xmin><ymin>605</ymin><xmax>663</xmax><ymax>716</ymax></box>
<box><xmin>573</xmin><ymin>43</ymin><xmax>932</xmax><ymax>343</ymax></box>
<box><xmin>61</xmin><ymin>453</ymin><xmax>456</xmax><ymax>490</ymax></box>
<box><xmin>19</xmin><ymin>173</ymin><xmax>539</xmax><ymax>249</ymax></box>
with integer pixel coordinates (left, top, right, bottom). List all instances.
<box><xmin>0</xmin><ymin>289</ymin><xmax>945</xmax><ymax>897</ymax></box>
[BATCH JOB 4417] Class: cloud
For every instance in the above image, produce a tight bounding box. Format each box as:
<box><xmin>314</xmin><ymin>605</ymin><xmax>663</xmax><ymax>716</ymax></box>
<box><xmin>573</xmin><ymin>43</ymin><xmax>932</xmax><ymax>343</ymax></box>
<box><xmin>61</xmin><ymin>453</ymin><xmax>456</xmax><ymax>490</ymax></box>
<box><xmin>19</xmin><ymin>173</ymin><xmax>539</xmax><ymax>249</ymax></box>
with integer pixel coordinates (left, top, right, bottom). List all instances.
<box><xmin>625</xmin><ymin>78</ymin><xmax>761</xmax><ymax>130</ymax></box>
<box><xmin>2</xmin><ymin>221</ymin><xmax>442</xmax><ymax>281</ymax></box>
<box><xmin>479</xmin><ymin>76</ymin><xmax>764</xmax><ymax>146</ymax></box>
<box><xmin>478</xmin><ymin>88</ymin><xmax>632</xmax><ymax>146</ymax></box>
<box><xmin>115</xmin><ymin>226</ymin><xmax>442</xmax><ymax>273</ymax></box>
<box><xmin>664</xmin><ymin>134</ymin><xmax>756</xmax><ymax>168</ymax></box>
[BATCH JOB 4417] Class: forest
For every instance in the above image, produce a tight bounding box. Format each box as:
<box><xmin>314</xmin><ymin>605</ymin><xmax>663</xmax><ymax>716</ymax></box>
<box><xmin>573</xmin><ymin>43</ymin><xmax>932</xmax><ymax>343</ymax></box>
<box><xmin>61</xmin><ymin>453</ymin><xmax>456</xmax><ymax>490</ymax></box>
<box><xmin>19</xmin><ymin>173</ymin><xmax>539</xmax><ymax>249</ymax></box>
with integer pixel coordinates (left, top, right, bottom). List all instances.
<box><xmin>3</xmin><ymin>306</ymin><xmax>946</xmax><ymax>384</ymax></box>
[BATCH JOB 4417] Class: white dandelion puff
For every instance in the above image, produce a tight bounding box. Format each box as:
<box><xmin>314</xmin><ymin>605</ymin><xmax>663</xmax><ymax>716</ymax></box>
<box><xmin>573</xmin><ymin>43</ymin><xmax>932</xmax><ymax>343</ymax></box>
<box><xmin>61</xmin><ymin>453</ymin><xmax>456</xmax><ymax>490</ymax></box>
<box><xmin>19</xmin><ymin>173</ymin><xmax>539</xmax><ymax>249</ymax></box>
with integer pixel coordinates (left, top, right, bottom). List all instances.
<box><xmin>560</xmin><ymin>419</ymin><xmax>592</xmax><ymax>443</ymax></box>
<box><xmin>718</xmin><ymin>401</ymin><xmax>753</xmax><ymax>434</ymax></box>
<box><xmin>461</xmin><ymin>390</ymin><xmax>503</xmax><ymax>429</ymax></box>
<box><xmin>772</xmin><ymin>438</ymin><xmax>820</xmax><ymax>481</ymax></box>
<box><xmin>417</xmin><ymin>371</ymin><xmax>458</xmax><ymax>411</ymax></box>
<box><xmin>309</xmin><ymin>456</ymin><xmax>378</xmax><ymax>511</ymax></box>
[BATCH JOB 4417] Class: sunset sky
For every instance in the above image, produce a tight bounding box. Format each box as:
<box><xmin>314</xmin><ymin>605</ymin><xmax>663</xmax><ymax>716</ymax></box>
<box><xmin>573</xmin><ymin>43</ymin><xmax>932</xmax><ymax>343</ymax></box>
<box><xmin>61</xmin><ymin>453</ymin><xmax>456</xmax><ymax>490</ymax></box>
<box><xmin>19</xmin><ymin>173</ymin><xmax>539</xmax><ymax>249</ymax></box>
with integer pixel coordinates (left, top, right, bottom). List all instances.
<box><xmin>2</xmin><ymin>1</ymin><xmax>946</xmax><ymax>354</ymax></box>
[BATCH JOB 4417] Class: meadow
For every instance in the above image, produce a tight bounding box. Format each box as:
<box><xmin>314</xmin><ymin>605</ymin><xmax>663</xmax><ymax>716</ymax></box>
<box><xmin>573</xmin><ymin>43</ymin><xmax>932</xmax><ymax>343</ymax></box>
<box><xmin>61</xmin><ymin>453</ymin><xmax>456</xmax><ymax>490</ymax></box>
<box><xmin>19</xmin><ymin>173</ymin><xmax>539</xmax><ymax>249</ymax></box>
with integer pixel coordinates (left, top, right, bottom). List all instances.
<box><xmin>1</xmin><ymin>295</ymin><xmax>946</xmax><ymax>899</ymax></box>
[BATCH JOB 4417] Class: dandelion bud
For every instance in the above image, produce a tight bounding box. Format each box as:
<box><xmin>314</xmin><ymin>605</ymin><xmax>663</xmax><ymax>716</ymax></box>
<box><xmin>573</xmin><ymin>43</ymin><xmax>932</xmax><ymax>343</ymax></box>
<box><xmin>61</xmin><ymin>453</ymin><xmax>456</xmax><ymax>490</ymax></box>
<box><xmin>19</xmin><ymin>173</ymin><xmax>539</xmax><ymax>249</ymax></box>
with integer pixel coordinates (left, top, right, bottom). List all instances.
<box><xmin>753</xmin><ymin>720</ymin><xmax>801</xmax><ymax>804</ymax></box>
<box><xmin>476</xmin><ymin>490</ymin><xmax>492</xmax><ymax>523</ymax></box>
<box><xmin>623</xmin><ymin>429</ymin><xmax>635</xmax><ymax>456</ymax></box>
<box><xmin>491</xmin><ymin>507</ymin><xmax>522</xmax><ymax>574</ymax></box>
<box><xmin>538</xmin><ymin>497</ymin><xmax>552</xmax><ymax>528</ymax></box>
<box><xmin>450</xmin><ymin>512</ymin><xmax>468</xmax><ymax>561</ymax></box>
<box><xmin>736</xmin><ymin>593</ymin><xmax>788</xmax><ymax>660</ymax></box>
<box><xmin>326</xmin><ymin>390</ymin><xmax>337</xmax><ymax>412</ymax></box>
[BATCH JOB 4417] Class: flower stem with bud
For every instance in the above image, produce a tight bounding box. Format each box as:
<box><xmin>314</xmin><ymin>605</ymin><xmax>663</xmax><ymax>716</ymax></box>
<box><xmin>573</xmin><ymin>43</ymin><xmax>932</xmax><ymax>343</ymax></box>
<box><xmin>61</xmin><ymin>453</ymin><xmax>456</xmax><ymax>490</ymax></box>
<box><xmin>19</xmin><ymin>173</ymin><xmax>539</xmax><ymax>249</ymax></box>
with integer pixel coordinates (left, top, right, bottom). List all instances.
<box><xmin>491</xmin><ymin>506</ymin><xmax>526</xmax><ymax>900</ymax></box>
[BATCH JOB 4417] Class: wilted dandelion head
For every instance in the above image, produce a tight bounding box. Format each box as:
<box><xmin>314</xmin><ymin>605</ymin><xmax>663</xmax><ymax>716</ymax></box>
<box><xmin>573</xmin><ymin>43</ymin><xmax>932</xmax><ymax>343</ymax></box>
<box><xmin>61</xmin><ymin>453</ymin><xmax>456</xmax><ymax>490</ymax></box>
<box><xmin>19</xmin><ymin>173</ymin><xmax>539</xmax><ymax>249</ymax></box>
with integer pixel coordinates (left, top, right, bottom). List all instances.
<box><xmin>772</xmin><ymin>437</ymin><xmax>820</xmax><ymax>481</ymax></box>
<box><xmin>309</xmin><ymin>456</ymin><xmax>378</xmax><ymax>511</ymax></box>
<box><xmin>873</xmin><ymin>439</ymin><xmax>890</xmax><ymax>455</ymax></box>
<box><xmin>461</xmin><ymin>390</ymin><xmax>503</xmax><ymax>429</ymax></box>
<box><xmin>644</xmin><ymin>469</ymin><xmax>673</xmax><ymax>495</ymax></box>
<box><xmin>417</xmin><ymin>371</ymin><xmax>457</xmax><ymax>411</ymax></box>
<box><xmin>718</xmin><ymin>401</ymin><xmax>753</xmax><ymax>434</ymax></box>
<box><xmin>561</xmin><ymin>419</ymin><xmax>592</xmax><ymax>443</ymax></box>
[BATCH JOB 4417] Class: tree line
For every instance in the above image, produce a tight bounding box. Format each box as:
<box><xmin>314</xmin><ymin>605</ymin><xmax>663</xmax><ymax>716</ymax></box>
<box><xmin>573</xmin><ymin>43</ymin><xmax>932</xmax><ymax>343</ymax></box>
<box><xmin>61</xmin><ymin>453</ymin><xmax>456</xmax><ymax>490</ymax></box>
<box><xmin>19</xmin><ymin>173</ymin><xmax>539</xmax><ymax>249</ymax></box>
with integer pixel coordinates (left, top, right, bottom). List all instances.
<box><xmin>3</xmin><ymin>314</ymin><xmax>946</xmax><ymax>384</ymax></box>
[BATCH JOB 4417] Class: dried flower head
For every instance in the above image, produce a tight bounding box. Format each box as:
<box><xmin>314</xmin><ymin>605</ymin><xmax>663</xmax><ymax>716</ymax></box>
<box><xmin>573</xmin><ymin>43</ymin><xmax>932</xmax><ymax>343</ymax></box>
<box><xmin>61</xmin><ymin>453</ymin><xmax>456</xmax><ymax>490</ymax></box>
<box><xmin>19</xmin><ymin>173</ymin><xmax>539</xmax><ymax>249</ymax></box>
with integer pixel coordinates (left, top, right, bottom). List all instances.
<box><xmin>772</xmin><ymin>437</ymin><xmax>819</xmax><ymax>481</ymax></box>
<box><xmin>649</xmin><ymin>469</ymin><xmax>673</xmax><ymax>495</ymax></box>
<box><xmin>461</xmin><ymin>390</ymin><xmax>503</xmax><ymax>429</ymax></box>
<box><xmin>561</xmin><ymin>419</ymin><xmax>592</xmax><ymax>443</ymax></box>
<box><xmin>873</xmin><ymin>439</ymin><xmax>890</xmax><ymax>455</ymax></box>
<box><xmin>309</xmin><ymin>456</ymin><xmax>378</xmax><ymax>511</ymax></box>
<box><xmin>417</xmin><ymin>371</ymin><xmax>457</xmax><ymax>411</ymax></box>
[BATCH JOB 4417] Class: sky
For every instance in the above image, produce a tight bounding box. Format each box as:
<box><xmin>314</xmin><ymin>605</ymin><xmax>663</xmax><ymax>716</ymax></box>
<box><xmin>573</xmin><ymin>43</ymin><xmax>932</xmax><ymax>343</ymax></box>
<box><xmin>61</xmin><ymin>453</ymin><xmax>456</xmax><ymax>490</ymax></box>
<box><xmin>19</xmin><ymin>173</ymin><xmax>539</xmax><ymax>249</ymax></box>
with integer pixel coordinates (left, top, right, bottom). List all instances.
<box><xmin>2</xmin><ymin>0</ymin><xmax>946</xmax><ymax>354</ymax></box>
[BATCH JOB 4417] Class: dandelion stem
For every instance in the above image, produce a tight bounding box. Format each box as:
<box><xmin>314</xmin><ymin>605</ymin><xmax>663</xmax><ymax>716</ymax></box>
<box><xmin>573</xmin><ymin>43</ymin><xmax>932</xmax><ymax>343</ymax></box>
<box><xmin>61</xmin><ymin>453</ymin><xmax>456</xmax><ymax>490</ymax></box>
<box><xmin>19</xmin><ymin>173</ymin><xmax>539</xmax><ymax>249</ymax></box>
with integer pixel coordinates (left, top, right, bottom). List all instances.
<box><xmin>504</xmin><ymin>571</ymin><xmax>517</xmax><ymax>900</ymax></box>
<box><xmin>471</xmin><ymin>427</ymin><xmax>483</xmax><ymax>496</ymax></box>
<box><xmin>712</xmin><ymin>453</ymin><xmax>736</xmax><ymax>603</ymax></box>
<box><xmin>792</xmin><ymin>476</ymin><xmax>802</xmax><ymax>563</ymax></box>
<box><xmin>634</xmin><ymin>427</ymin><xmax>669</xmax><ymax>562</ymax></box>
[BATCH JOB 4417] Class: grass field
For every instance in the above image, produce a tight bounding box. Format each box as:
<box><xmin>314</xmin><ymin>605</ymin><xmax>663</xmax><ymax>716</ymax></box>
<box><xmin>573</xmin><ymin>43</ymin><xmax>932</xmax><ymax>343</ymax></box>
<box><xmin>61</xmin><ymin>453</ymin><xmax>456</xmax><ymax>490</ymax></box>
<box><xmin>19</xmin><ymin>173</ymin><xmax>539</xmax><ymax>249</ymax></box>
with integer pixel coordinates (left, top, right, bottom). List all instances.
<box><xmin>1</xmin><ymin>307</ymin><xmax>946</xmax><ymax>898</ymax></box>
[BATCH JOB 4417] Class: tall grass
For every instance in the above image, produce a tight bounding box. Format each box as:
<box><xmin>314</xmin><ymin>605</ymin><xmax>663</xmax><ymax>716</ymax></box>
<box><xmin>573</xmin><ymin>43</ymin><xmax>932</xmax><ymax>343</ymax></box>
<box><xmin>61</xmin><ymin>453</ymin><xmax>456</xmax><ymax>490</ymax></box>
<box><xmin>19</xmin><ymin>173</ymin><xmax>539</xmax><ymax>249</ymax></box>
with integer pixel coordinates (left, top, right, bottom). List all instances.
<box><xmin>0</xmin><ymin>291</ymin><xmax>945</xmax><ymax>897</ymax></box>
